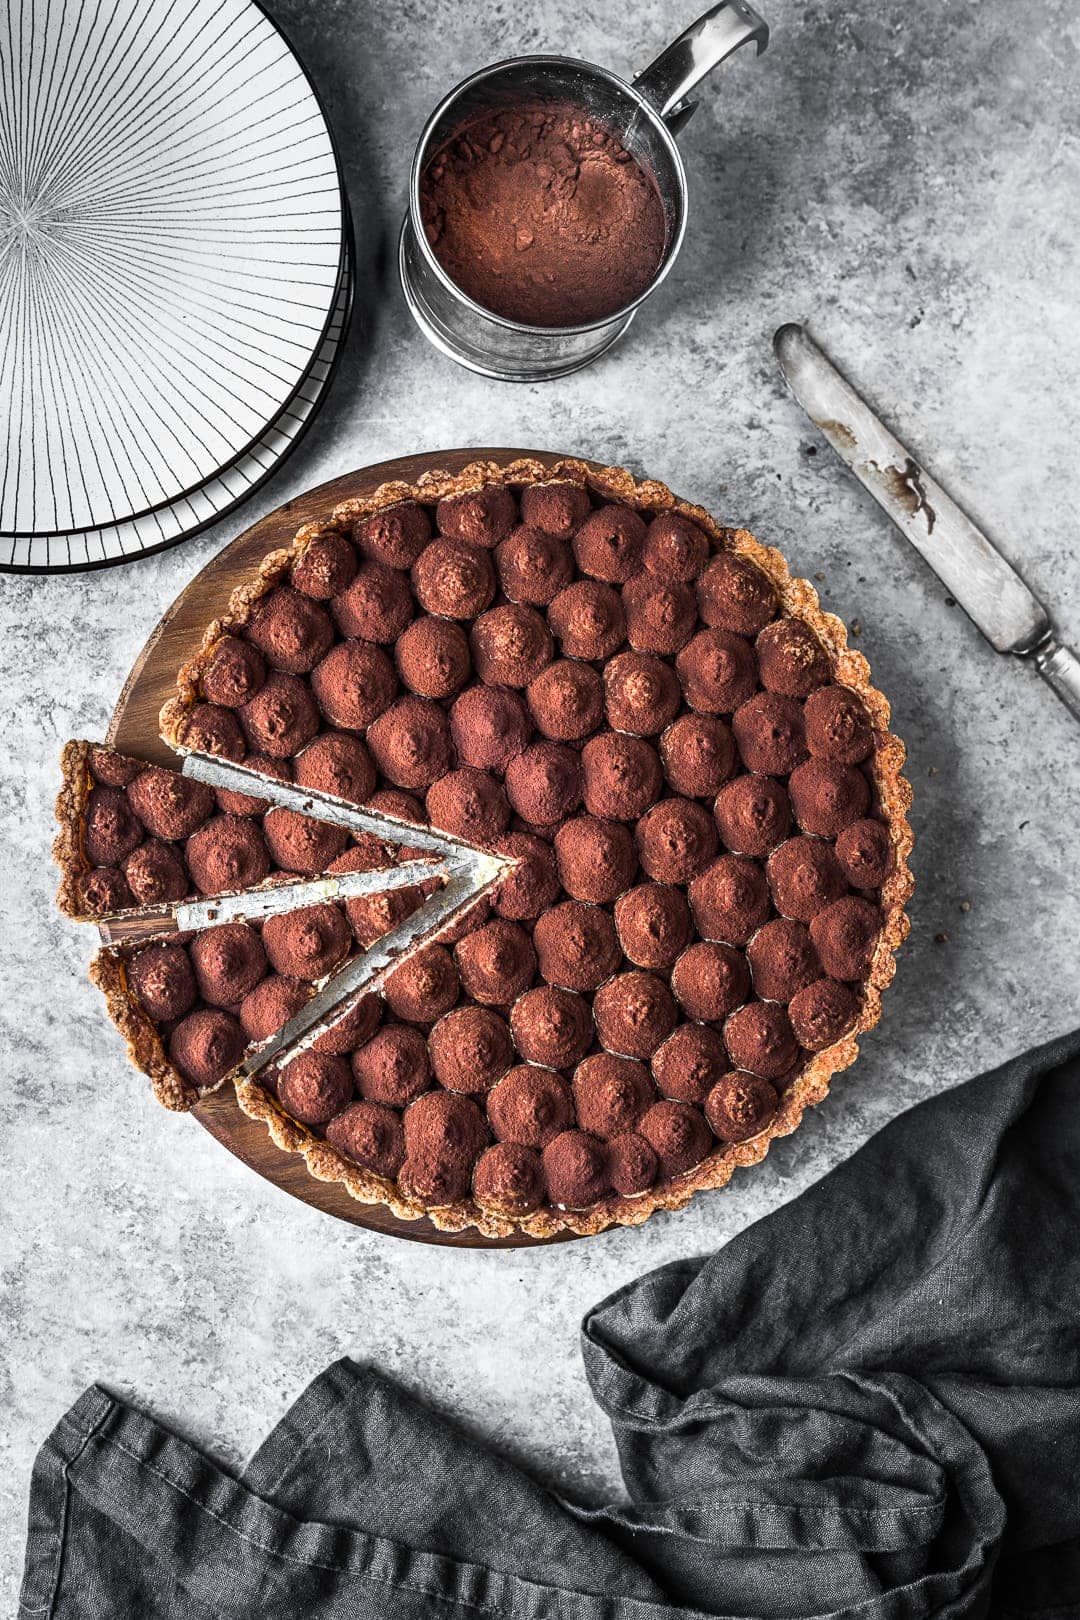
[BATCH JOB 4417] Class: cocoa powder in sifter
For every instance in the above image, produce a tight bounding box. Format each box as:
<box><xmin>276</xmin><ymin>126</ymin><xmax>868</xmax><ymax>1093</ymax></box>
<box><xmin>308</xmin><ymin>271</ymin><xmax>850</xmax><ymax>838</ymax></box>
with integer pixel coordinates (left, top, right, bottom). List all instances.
<box><xmin>420</xmin><ymin>100</ymin><xmax>667</xmax><ymax>327</ymax></box>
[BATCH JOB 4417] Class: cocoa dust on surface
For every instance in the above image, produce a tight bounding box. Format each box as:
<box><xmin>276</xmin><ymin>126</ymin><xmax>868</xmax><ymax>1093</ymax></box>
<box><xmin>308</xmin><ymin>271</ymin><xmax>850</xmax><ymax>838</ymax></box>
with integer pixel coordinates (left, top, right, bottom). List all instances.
<box><xmin>420</xmin><ymin>100</ymin><xmax>667</xmax><ymax>327</ymax></box>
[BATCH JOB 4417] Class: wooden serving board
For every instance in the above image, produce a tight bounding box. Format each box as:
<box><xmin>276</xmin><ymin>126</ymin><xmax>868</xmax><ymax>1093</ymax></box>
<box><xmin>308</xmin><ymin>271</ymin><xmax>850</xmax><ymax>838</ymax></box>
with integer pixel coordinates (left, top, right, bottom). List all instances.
<box><xmin>109</xmin><ymin>448</ymin><xmax>597</xmax><ymax>1248</ymax></box>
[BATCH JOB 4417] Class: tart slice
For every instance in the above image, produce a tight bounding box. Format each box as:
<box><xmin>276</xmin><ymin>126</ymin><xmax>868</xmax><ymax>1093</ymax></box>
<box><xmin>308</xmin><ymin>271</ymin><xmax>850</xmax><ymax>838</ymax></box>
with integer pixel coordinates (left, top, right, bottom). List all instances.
<box><xmin>55</xmin><ymin>741</ymin><xmax>506</xmax><ymax>1109</ymax></box>
<box><xmin>148</xmin><ymin>455</ymin><xmax>913</xmax><ymax>1237</ymax></box>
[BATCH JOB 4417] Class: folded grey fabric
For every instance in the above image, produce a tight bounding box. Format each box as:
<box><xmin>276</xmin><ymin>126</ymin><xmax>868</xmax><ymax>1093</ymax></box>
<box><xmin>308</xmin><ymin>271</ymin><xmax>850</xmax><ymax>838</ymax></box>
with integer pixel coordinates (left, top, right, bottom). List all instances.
<box><xmin>20</xmin><ymin>1028</ymin><xmax>1080</xmax><ymax>1619</ymax></box>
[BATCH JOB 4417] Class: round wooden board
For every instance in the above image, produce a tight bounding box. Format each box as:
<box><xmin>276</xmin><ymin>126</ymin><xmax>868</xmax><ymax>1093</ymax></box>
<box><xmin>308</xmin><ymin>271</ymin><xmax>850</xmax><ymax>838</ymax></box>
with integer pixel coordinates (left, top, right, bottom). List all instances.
<box><xmin>109</xmin><ymin>448</ymin><xmax>601</xmax><ymax>1248</ymax></box>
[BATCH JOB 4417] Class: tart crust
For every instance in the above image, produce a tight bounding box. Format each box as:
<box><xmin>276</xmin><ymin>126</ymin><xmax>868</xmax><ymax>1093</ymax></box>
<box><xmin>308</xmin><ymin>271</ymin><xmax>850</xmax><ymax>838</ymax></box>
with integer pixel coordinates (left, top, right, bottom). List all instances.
<box><xmin>143</xmin><ymin>456</ymin><xmax>914</xmax><ymax>1237</ymax></box>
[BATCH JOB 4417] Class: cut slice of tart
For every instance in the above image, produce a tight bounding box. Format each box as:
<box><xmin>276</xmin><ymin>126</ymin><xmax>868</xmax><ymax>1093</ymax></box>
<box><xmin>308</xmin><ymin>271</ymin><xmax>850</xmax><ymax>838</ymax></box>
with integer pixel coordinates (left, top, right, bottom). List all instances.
<box><xmin>55</xmin><ymin>741</ymin><xmax>511</xmax><ymax>1110</ymax></box>
<box><xmin>144</xmin><ymin>455</ymin><xmax>914</xmax><ymax>1237</ymax></box>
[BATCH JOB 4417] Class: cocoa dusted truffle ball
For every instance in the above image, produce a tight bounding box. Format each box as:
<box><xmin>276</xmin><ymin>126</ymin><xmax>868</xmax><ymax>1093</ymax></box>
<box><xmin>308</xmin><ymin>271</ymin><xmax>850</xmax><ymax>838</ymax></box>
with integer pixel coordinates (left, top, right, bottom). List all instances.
<box><xmin>263</xmin><ymin>903</ymin><xmax>350</xmax><ymax>981</ymax></box>
<box><xmin>608</xmin><ymin>1131</ymin><xmax>659</xmax><ymax>1195</ymax></box>
<box><xmin>572</xmin><ymin>504</ymin><xmax>646</xmax><ymax>583</ymax></box>
<box><xmin>186</xmin><ymin>815</ymin><xmax>270</xmax><ymax>894</ymax></box>
<box><xmin>714</xmin><ymin>774</ymin><xmax>792</xmax><ymax>857</ymax></box>
<box><xmin>77</xmin><ymin>867</ymin><xmax>133</xmax><ymax>915</ymax></box>
<box><xmin>705</xmin><ymin>1072</ymin><xmax>779</xmax><ymax>1142</ymax></box>
<box><xmin>614</xmin><ymin>883</ymin><xmax>693</xmax><ymax>969</ymax></box>
<box><xmin>437</xmin><ymin>484</ymin><xmax>517</xmax><ymax>548</ymax></box>
<box><xmin>294</xmin><ymin>732</ymin><xmax>376</xmax><ymax>805</ymax></box>
<box><xmin>496</xmin><ymin>526</ymin><xmax>574</xmax><ymax>605</ymax></box>
<box><xmin>554</xmin><ymin>815</ymin><xmax>637</xmax><ymax>904</ymax></box>
<box><xmin>454</xmin><ymin>919</ymin><xmax>536</xmax><ymax>1006</ymax></box>
<box><xmin>660</xmin><ymin>713</ymin><xmax>737</xmax><ymax>797</ymax></box>
<box><xmin>353</xmin><ymin>1023</ymin><xmax>431</xmax><ymax>1106</ymax></box>
<box><xmin>635</xmin><ymin>797</ymin><xmax>718</xmax><ymax>884</ymax></box>
<box><xmin>278</xmin><ymin>1050</ymin><xmax>354</xmax><ymax>1125</ymax></box>
<box><xmin>604</xmin><ymin>651</ymin><xmax>681</xmax><ymax>736</ymax></box>
<box><xmin>90</xmin><ymin>748</ymin><xmax>141</xmax><ymax>787</ymax></box>
<box><xmin>310</xmin><ymin>641</ymin><xmax>397</xmax><ymax>734</ymax></box>
<box><xmin>332</xmin><ymin>561</ymin><xmax>413</xmax><ymax>645</ymax></box>
<box><xmin>239</xmin><ymin>974</ymin><xmax>311</xmax><ymax>1042</ymax></box>
<box><xmin>670</xmin><ymin>940</ymin><xmax>751</xmax><ymax>1021</ymax></box>
<box><xmin>488</xmin><ymin>1062</ymin><xmax>573</xmax><ymax>1153</ymax></box>
<box><xmin>201</xmin><ymin>635</ymin><xmax>266</xmax><ymax>708</ymax></box>
<box><xmin>124</xmin><ymin>840</ymin><xmax>189</xmax><ymax>905</ymax></box>
<box><xmin>504</xmin><ymin>742</ymin><xmax>582</xmax><ymax>825</ymax></box>
<box><xmin>429</xmin><ymin>1005</ymin><xmax>513</xmax><ymax>1093</ymax></box>
<box><xmin>291</xmin><ymin>532</ymin><xmax>357</xmax><ymax>600</ymax></box>
<box><xmin>789</xmin><ymin>759</ymin><xmax>870</xmax><ymax>838</ymax></box>
<box><xmin>450</xmin><ymin>685</ymin><xmax>532</xmax><ymax>773</ymax></box>
<box><xmin>809</xmin><ymin>896</ymin><xmax>882</xmax><ymax>980</ymax></box>
<box><xmin>338</xmin><ymin>860</ymin><xmax>422</xmax><ymax>950</ymax></box>
<box><xmin>427</xmin><ymin>767</ymin><xmax>509</xmax><ymax>844</ymax></box>
<box><xmin>580</xmin><ymin>733</ymin><xmax>663</xmax><ymax>822</ymax></box>
<box><xmin>214</xmin><ymin>753</ymin><xmax>291</xmax><ymax>816</ymax></box>
<box><xmin>572</xmin><ymin>1053</ymin><xmax>655</xmax><ymax>1136</ymax></box>
<box><xmin>640</xmin><ymin>1100</ymin><xmax>712</xmax><ymax>1178</ymax></box>
<box><xmin>548</xmin><ymin>580</ymin><xmax>626</xmax><ymax>660</ymax></box>
<box><xmin>767</xmin><ymin>836</ymin><xmax>847</xmax><ymax>923</ymax></box>
<box><xmin>490</xmin><ymin>832</ymin><xmax>560</xmax><ymax>920</ymax></box>
<box><xmin>326</xmin><ymin>1100</ymin><xmax>405</xmax><ymax>1178</ymax></box>
<box><xmin>127</xmin><ymin>767</ymin><xmax>214</xmax><ymax>842</ymax></box>
<box><xmin>746</xmin><ymin>918</ymin><xmax>821</xmax><ymax>1003</ymax></box>
<box><xmin>354</xmin><ymin>501</ymin><xmax>432</xmax><ymax>569</ymax></box>
<box><xmin>652</xmin><ymin>1024</ymin><xmax>729</xmax><ymax>1105</ymax></box>
<box><xmin>313</xmin><ymin>991</ymin><xmax>382</xmax><ymax>1057</ymax></box>
<box><xmin>181</xmin><ymin>702</ymin><xmax>246</xmax><ymax>761</ymax></box>
<box><xmin>622</xmin><ymin>574</ymin><xmax>697</xmax><ymax>655</ymax></box>
<box><xmin>835</xmin><ymin>818</ymin><xmax>892</xmax><ymax>889</ymax></box>
<box><xmin>399</xmin><ymin>1153</ymin><xmax>473</xmax><ymax>1208</ymax></box>
<box><xmin>788</xmin><ymin>977</ymin><xmax>859</xmax><ymax>1050</ymax></box>
<box><xmin>246</xmin><ymin>586</ymin><xmax>335</xmax><ymax>674</ymax></box>
<box><xmin>367</xmin><ymin>789</ymin><xmax>427</xmax><ymax>837</ymax></box>
<box><xmin>367</xmin><ymin>697</ymin><xmax>454</xmax><ymax>790</ymax></box>
<box><xmin>696</xmin><ymin>551</ymin><xmax>776</xmax><ymax>635</ymax></box>
<box><xmin>191</xmin><ymin>921</ymin><xmax>268</xmax><ymax>1006</ymax></box>
<box><xmin>756</xmin><ymin>619</ymin><xmax>829</xmax><ymax>696</ymax></box>
<box><xmin>519</xmin><ymin>479</ymin><xmax>592</xmax><ymax>538</ymax></box>
<box><xmin>473</xmin><ymin>1141</ymin><xmax>545</xmax><ymax>1214</ymax></box>
<box><xmin>643</xmin><ymin>511</ymin><xmax>709</xmax><ymax>581</ymax></box>
<box><xmin>533</xmin><ymin>900</ymin><xmax>622</xmax><ymax>991</ymax></box>
<box><xmin>129</xmin><ymin>942</ymin><xmax>197</xmax><ymax>1021</ymax></box>
<box><xmin>724</xmin><ymin>1001</ymin><xmax>799</xmax><ymax>1079</ymax></box>
<box><xmin>676</xmin><ymin>629</ymin><xmax>758</xmax><ymax>715</ymax></box>
<box><xmin>240</xmin><ymin>670</ymin><xmax>321</xmax><ymax>757</ymax></box>
<box><xmin>510</xmin><ymin>986</ymin><xmax>592</xmax><ymax>1070</ymax></box>
<box><xmin>592</xmin><ymin>972</ymin><xmax>677</xmax><ymax>1060</ymax></box>
<box><xmin>412</xmin><ymin>538</ymin><xmax>495</xmax><ymax>619</ymax></box>
<box><xmin>543</xmin><ymin>1129</ymin><xmax>610</xmax><ymax>1206</ymax></box>
<box><xmin>804</xmin><ymin>684</ymin><xmax>874</xmax><ymax>764</ymax></box>
<box><xmin>688</xmin><ymin>855</ymin><xmax>771</xmax><ymax>945</ymax></box>
<box><xmin>384</xmin><ymin>944</ymin><xmax>459</xmax><ymax>1023</ymax></box>
<box><xmin>731</xmin><ymin>692</ymin><xmax>808</xmax><ymax>776</ymax></box>
<box><xmin>404</xmin><ymin>1087</ymin><xmax>488</xmax><ymax>1166</ymax></box>
<box><xmin>395</xmin><ymin>617</ymin><xmax>472</xmax><ymax>699</ymax></box>
<box><xmin>471</xmin><ymin>604</ymin><xmax>553</xmax><ymax>687</ymax></box>
<box><xmin>263</xmin><ymin>807</ymin><xmax>350</xmax><ymax>875</ymax></box>
<box><xmin>527</xmin><ymin>659</ymin><xmax>604</xmax><ymax>742</ymax></box>
<box><xmin>85</xmin><ymin>786</ymin><xmax>143</xmax><ymax>866</ymax></box>
<box><xmin>169</xmin><ymin>1008</ymin><xmax>245</xmax><ymax>1088</ymax></box>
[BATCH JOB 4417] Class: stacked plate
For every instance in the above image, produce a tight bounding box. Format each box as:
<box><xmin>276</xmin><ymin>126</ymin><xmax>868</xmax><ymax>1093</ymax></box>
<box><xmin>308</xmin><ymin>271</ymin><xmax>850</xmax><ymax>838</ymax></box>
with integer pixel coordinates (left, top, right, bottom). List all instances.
<box><xmin>0</xmin><ymin>0</ymin><xmax>351</xmax><ymax>573</ymax></box>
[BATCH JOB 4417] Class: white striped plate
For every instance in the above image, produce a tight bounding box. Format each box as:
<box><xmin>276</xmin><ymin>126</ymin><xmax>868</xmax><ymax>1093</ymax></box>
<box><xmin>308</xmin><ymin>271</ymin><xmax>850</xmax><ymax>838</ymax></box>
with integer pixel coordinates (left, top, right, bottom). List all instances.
<box><xmin>0</xmin><ymin>0</ymin><xmax>345</xmax><ymax>546</ymax></box>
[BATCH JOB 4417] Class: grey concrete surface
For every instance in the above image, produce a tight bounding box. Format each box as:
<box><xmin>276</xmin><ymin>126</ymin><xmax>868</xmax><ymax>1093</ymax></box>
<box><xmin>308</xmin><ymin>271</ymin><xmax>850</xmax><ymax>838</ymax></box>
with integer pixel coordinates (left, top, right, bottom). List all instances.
<box><xmin>3</xmin><ymin>0</ymin><xmax>1080</xmax><ymax>1600</ymax></box>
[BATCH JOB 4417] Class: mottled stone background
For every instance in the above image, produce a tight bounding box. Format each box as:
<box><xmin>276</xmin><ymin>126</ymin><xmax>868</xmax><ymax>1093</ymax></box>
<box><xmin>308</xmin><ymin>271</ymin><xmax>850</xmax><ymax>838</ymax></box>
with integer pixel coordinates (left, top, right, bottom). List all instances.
<box><xmin>3</xmin><ymin>0</ymin><xmax>1079</xmax><ymax>1599</ymax></box>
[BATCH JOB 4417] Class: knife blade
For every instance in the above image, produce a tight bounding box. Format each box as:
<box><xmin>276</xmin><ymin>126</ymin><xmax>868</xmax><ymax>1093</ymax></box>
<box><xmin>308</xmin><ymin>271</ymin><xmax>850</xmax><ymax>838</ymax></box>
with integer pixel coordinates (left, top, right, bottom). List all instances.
<box><xmin>773</xmin><ymin>323</ymin><xmax>1080</xmax><ymax>724</ymax></box>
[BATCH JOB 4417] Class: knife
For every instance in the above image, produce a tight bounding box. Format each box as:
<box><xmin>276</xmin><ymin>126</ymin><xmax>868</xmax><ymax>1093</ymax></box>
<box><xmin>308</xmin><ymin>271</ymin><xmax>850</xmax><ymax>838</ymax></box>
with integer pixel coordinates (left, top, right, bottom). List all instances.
<box><xmin>773</xmin><ymin>323</ymin><xmax>1080</xmax><ymax>724</ymax></box>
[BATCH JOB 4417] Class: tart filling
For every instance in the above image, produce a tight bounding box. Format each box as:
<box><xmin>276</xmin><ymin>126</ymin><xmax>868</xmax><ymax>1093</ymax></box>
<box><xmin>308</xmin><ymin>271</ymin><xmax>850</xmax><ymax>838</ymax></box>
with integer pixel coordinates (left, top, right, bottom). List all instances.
<box><xmin>58</xmin><ymin>457</ymin><xmax>912</xmax><ymax>1235</ymax></box>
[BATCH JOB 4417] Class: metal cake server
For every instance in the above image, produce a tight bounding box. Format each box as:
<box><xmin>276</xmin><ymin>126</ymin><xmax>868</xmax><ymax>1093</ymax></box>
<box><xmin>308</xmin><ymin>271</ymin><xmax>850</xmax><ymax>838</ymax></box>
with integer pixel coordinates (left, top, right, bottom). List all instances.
<box><xmin>774</xmin><ymin>323</ymin><xmax>1080</xmax><ymax>724</ymax></box>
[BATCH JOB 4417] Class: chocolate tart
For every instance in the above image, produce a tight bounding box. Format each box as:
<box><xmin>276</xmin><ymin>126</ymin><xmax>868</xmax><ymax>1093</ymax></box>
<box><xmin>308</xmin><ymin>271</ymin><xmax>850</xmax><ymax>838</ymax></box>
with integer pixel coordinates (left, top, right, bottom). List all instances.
<box><xmin>146</xmin><ymin>457</ymin><xmax>914</xmax><ymax>1237</ymax></box>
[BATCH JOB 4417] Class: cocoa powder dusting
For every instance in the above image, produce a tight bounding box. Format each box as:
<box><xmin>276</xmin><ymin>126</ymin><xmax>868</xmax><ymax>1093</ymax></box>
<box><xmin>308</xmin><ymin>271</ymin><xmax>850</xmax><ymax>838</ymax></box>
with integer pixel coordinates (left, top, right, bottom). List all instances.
<box><xmin>420</xmin><ymin>100</ymin><xmax>667</xmax><ymax>327</ymax></box>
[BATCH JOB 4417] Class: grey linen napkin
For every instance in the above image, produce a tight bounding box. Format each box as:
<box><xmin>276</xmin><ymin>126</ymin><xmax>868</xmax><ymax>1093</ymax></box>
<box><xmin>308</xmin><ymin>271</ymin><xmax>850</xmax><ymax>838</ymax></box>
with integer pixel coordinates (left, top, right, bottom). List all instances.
<box><xmin>20</xmin><ymin>1028</ymin><xmax>1080</xmax><ymax>1618</ymax></box>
